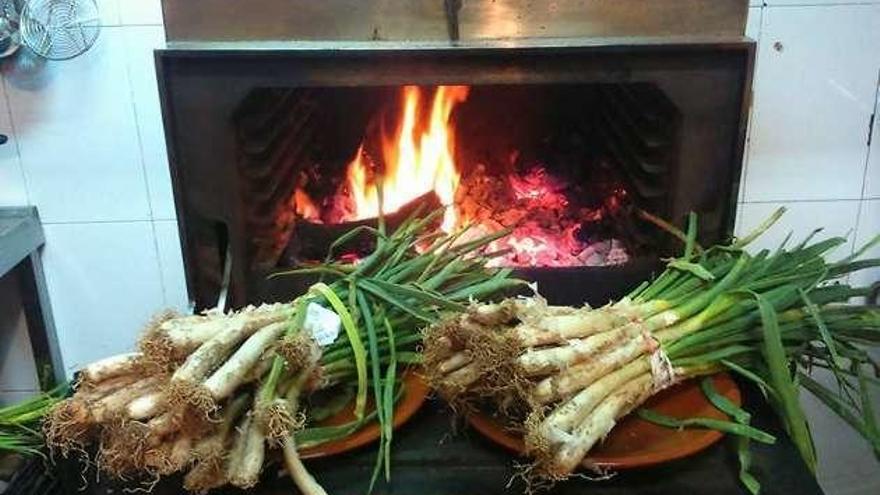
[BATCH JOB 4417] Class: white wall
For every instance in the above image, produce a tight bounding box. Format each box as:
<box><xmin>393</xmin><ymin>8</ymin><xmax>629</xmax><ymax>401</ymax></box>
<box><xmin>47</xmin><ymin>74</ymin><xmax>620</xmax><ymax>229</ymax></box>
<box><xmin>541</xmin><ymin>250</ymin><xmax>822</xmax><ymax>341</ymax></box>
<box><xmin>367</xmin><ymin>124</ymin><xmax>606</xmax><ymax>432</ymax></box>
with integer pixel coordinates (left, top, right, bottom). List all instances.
<box><xmin>738</xmin><ymin>2</ymin><xmax>880</xmax><ymax>282</ymax></box>
<box><xmin>0</xmin><ymin>0</ymin><xmax>189</xmax><ymax>375</ymax></box>
<box><xmin>742</xmin><ymin>4</ymin><xmax>880</xmax><ymax>495</ymax></box>
<box><xmin>0</xmin><ymin>1</ymin><xmax>878</xmax><ymax>493</ymax></box>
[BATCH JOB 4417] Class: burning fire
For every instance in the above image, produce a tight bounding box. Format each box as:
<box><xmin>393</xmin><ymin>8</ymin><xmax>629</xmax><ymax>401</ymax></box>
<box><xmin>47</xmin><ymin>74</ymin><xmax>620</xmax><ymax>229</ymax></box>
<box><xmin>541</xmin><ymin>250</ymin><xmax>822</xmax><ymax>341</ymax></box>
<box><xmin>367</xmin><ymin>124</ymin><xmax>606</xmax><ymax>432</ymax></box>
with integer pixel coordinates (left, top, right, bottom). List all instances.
<box><xmin>292</xmin><ymin>85</ymin><xmax>631</xmax><ymax>268</ymax></box>
<box><xmin>294</xmin><ymin>188</ymin><xmax>319</xmax><ymax>221</ymax></box>
<box><xmin>335</xmin><ymin>85</ymin><xmax>469</xmax><ymax>232</ymax></box>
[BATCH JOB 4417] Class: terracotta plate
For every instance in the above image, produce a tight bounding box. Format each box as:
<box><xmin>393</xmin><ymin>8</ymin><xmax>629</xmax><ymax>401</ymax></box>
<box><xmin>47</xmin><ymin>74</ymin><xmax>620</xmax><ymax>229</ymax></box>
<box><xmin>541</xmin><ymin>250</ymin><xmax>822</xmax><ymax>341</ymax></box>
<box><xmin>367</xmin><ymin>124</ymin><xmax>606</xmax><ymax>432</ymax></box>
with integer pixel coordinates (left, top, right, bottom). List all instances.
<box><xmin>467</xmin><ymin>373</ymin><xmax>741</xmax><ymax>469</ymax></box>
<box><xmin>299</xmin><ymin>371</ymin><xmax>429</xmax><ymax>458</ymax></box>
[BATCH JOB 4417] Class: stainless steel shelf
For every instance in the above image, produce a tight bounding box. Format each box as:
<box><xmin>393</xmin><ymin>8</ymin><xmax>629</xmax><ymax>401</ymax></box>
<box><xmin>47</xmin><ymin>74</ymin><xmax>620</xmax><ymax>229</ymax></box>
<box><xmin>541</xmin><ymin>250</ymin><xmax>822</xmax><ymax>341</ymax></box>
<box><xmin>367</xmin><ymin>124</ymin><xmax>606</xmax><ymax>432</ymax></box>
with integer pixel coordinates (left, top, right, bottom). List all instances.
<box><xmin>0</xmin><ymin>206</ymin><xmax>64</xmax><ymax>386</ymax></box>
<box><xmin>0</xmin><ymin>207</ymin><xmax>44</xmax><ymax>278</ymax></box>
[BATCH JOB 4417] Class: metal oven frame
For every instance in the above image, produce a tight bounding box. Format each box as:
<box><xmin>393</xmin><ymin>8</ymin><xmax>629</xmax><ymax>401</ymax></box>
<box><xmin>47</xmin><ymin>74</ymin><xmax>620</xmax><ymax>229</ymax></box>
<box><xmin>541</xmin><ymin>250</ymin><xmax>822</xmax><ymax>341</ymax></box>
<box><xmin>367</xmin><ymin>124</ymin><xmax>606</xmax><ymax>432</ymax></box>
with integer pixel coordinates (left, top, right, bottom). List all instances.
<box><xmin>155</xmin><ymin>39</ymin><xmax>755</xmax><ymax>309</ymax></box>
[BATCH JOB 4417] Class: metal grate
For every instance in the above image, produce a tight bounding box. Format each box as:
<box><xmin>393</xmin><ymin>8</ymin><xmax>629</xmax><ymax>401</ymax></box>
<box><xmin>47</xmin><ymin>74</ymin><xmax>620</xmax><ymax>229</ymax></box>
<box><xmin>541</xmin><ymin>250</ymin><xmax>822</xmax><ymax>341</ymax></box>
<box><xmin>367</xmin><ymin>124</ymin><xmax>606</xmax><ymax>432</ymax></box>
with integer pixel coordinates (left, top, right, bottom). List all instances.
<box><xmin>20</xmin><ymin>0</ymin><xmax>99</xmax><ymax>60</ymax></box>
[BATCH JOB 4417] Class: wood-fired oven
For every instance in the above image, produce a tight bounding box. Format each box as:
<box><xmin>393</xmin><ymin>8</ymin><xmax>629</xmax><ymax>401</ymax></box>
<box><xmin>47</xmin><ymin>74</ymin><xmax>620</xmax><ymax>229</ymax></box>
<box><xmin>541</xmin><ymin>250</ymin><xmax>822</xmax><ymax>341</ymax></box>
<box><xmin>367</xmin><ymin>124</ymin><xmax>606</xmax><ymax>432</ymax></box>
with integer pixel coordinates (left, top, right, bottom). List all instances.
<box><xmin>155</xmin><ymin>2</ymin><xmax>754</xmax><ymax>311</ymax></box>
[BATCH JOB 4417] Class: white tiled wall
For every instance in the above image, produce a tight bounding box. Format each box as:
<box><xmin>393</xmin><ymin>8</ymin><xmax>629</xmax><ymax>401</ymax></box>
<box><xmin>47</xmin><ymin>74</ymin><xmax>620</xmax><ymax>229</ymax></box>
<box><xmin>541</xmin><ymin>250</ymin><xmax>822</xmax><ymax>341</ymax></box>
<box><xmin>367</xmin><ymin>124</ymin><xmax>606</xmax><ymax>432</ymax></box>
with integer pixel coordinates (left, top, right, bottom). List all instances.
<box><xmin>0</xmin><ymin>77</ymin><xmax>27</xmax><ymax>207</ymax></box>
<box><xmin>0</xmin><ymin>1</ymin><xmax>877</xmax><ymax>492</ymax></box>
<box><xmin>738</xmin><ymin>2</ymin><xmax>880</xmax><ymax>289</ymax></box>
<box><xmin>41</xmin><ymin>221</ymin><xmax>167</xmax><ymax>367</ymax></box>
<box><xmin>741</xmin><ymin>4</ymin><xmax>880</xmax><ymax>495</ymax></box>
<box><xmin>6</xmin><ymin>29</ymin><xmax>152</xmax><ymax>224</ymax></box>
<box><xmin>0</xmin><ymin>0</ymin><xmax>189</xmax><ymax>375</ymax></box>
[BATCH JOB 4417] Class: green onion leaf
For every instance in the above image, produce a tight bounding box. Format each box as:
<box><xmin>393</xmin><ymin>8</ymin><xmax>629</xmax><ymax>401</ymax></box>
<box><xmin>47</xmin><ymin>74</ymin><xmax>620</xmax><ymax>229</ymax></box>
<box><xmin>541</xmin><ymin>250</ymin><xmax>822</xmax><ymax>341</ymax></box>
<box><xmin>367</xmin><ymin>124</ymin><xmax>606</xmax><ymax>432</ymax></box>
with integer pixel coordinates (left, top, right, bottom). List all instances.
<box><xmin>383</xmin><ymin>317</ymin><xmax>398</xmax><ymax>480</ymax></box>
<box><xmin>312</xmin><ymin>283</ymin><xmax>368</xmax><ymax>420</ymax></box>
<box><xmin>356</xmin><ymin>290</ymin><xmax>387</xmax><ymax>490</ymax></box>
<box><xmin>636</xmin><ymin>408</ymin><xmax>775</xmax><ymax>444</ymax></box>
<box><xmin>366</xmin><ymin>278</ymin><xmax>465</xmax><ymax>312</ymax></box>
<box><xmin>752</xmin><ymin>291</ymin><xmax>816</xmax><ymax>472</ymax></box>
<box><xmin>357</xmin><ymin>279</ymin><xmax>438</xmax><ymax>323</ymax></box>
<box><xmin>668</xmin><ymin>260</ymin><xmax>716</xmax><ymax>281</ymax></box>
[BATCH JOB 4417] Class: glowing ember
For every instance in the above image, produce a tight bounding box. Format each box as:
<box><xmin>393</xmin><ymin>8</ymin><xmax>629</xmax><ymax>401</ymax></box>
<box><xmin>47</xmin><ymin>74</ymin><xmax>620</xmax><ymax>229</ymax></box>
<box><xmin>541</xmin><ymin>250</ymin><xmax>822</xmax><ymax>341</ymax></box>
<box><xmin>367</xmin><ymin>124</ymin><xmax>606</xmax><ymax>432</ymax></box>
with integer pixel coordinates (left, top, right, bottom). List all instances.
<box><xmin>458</xmin><ymin>165</ymin><xmax>629</xmax><ymax>268</ymax></box>
<box><xmin>509</xmin><ymin>167</ymin><xmax>568</xmax><ymax>203</ymax></box>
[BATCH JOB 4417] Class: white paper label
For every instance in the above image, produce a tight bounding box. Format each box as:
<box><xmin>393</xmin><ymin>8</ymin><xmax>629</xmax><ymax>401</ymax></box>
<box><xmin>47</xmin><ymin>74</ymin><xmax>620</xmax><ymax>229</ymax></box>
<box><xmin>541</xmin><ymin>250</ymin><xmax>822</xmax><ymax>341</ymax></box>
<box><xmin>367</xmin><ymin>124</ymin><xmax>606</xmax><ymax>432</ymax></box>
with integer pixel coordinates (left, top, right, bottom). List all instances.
<box><xmin>303</xmin><ymin>302</ymin><xmax>341</xmax><ymax>346</ymax></box>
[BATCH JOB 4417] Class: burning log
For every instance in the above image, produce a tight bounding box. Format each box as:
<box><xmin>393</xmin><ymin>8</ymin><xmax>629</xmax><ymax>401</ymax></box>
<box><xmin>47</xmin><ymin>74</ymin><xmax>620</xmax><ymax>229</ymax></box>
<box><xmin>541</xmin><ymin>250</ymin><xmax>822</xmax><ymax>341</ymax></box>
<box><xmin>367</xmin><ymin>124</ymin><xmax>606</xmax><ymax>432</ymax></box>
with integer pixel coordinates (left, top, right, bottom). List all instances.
<box><xmin>280</xmin><ymin>191</ymin><xmax>443</xmax><ymax>264</ymax></box>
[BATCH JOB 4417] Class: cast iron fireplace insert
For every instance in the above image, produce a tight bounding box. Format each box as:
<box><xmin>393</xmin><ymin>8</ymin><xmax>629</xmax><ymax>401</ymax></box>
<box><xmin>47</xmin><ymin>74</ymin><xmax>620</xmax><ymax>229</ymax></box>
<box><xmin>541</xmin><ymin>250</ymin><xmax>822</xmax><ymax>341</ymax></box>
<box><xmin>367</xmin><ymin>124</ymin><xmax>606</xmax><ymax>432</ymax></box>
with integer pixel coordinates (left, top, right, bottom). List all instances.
<box><xmin>155</xmin><ymin>40</ymin><xmax>754</xmax><ymax>311</ymax></box>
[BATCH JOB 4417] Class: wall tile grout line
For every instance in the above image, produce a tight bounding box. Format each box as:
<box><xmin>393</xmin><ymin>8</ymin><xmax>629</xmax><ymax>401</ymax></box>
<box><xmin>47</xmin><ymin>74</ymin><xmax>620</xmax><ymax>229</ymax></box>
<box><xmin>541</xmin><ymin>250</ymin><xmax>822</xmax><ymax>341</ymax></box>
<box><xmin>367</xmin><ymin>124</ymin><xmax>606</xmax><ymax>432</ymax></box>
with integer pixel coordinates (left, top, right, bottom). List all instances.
<box><xmin>99</xmin><ymin>24</ymin><xmax>165</xmax><ymax>28</ymax></box>
<box><xmin>124</xmin><ymin>30</ymin><xmax>157</xmax><ymax>223</ymax></box>
<box><xmin>1</xmin><ymin>75</ymin><xmax>31</xmax><ymax>205</ymax></box>
<box><xmin>149</xmin><ymin>220</ymin><xmax>171</xmax><ymax>307</ymax></box>
<box><xmin>41</xmin><ymin>219</ymin><xmax>155</xmax><ymax>225</ymax></box>
<box><xmin>848</xmin><ymin>201</ymin><xmax>862</xmax><ymax>259</ymax></box>
<box><xmin>857</xmin><ymin>71</ymin><xmax>879</xmax><ymax>201</ymax></box>
<box><xmin>104</xmin><ymin>23</ymin><xmax>171</xmax><ymax>306</ymax></box>
<box><xmin>767</xmin><ymin>2</ymin><xmax>880</xmax><ymax>8</ymax></box>
<box><xmin>740</xmin><ymin>198</ymin><xmax>865</xmax><ymax>204</ymax></box>
<box><xmin>850</xmin><ymin>69</ymin><xmax>880</xmax><ymax>256</ymax></box>
<box><xmin>127</xmin><ymin>46</ymin><xmax>170</xmax><ymax>304</ymax></box>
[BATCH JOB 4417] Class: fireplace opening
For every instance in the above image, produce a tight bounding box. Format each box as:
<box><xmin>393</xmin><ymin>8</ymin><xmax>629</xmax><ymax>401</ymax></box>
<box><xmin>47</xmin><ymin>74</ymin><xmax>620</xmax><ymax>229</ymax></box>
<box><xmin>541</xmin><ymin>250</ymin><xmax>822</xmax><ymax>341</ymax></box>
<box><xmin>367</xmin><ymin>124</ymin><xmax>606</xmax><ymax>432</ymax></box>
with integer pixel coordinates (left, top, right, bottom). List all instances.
<box><xmin>156</xmin><ymin>44</ymin><xmax>752</xmax><ymax>309</ymax></box>
<box><xmin>236</xmin><ymin>84</ymin><xmax>680</xmax><ymax>279</ymax></box>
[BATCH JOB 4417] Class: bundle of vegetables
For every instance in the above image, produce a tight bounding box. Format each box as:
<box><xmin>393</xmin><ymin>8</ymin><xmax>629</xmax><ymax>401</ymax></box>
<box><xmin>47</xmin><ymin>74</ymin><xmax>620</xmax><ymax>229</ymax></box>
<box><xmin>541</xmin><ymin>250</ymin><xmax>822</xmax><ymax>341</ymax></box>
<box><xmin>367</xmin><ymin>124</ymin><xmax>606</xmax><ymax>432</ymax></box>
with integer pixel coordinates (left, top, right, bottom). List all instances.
<box><xmin>1</xmin><ymin>385</ymin><xmax>68</xmax><ymax>457</ymax></box>
<box><xmin>423</xmin><ymin>209</ymin><xmax>880</xmax><ymax>492</ymax></box>
<box><xmin>44</xmin><ymin>208</ymin><xmax>522</xmax><ymax>494</ymax></box>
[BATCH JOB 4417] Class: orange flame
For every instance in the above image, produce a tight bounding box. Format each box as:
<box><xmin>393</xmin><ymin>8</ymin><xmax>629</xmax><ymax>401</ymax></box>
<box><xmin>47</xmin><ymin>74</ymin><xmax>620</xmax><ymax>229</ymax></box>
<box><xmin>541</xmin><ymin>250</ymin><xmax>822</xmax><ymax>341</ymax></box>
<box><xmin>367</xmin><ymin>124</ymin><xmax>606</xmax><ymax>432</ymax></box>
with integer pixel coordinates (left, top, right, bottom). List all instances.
<box><xmin>294</xmin><ymin>188</ymin><xmax>319</xmax><ymax>220</ymax></box>
<box><xmin>346</xmin><ymin>85</ymin><xmax>469</xmax><ymax>231</ymax></box>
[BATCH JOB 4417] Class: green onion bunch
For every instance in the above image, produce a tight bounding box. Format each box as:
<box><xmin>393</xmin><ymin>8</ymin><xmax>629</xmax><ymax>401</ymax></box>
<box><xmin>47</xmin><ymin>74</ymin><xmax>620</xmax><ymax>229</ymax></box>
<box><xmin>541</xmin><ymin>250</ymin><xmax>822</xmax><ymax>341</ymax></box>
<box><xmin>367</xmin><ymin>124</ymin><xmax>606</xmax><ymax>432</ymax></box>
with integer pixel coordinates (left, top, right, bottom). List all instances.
<box><xmin>270</xmin><ymin>207</ymin><xmax>524</xmax><ymax>491</ymax></box>
<box><xmin>647</xmin><ymin>209</ymin><xmax>880</xmax><ymax>491</ymax></box>
<box><xmin>43</xmin><ymin>207</ymin><xmax>522</xmax><ymax>495</ymax></box>
<box><xmin>424</xmin><ymin>207</ymin><xmax>880</xmax><ymax>494</ymax></box>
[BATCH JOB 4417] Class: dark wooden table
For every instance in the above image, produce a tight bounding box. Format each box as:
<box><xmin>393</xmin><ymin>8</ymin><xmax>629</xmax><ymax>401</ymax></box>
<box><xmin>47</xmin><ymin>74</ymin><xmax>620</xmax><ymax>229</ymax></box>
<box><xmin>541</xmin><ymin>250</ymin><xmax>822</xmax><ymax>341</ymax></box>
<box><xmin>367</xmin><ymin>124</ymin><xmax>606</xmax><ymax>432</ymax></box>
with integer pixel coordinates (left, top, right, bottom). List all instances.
<box><xmin>68</xmin><ymin>380</ymin><xmax>824</xmax><ymax>495</ymax></box>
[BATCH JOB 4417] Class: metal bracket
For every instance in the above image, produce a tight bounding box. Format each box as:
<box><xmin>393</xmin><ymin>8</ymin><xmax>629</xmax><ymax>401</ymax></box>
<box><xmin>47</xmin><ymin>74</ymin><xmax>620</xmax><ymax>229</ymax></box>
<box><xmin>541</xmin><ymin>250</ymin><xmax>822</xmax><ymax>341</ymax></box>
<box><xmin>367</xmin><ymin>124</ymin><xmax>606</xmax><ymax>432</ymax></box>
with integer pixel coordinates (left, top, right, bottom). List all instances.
<box><xmin>215</xmin><ymin>242</ymin><xmax>232</xmax><ymax>312</ymax></box>
<box><xmin>444</xmin><ymin>0</ymin><xmax>462</xmax><ymax>42</ymax></box>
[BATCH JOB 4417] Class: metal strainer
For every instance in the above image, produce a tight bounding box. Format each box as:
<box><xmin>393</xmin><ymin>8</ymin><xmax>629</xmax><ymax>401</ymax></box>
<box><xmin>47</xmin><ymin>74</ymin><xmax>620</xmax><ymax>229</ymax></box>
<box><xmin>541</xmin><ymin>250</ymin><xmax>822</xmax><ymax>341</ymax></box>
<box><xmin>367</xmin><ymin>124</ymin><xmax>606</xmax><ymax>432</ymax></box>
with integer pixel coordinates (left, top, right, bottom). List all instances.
<box><xmin>20</xmin><ymin>0</ymin><xmax>99</xmax><ymax>60</ymax></box>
